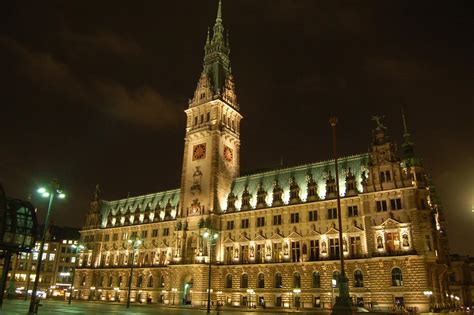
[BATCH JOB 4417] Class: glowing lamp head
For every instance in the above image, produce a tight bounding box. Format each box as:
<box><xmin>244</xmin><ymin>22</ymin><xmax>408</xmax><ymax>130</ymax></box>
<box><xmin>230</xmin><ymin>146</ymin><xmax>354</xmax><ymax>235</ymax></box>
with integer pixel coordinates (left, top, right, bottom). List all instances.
<box><xmin>42</xmin><ymin>192</ymin><xmax>50</xmax><ymax>198</ymax></box>
<box><xmin>37</xmin><ymin>187</ymin><xmax>46</xmax><ymax>194</ymax></box>
<box><xmin>213</xmin><ymin>233</ymin><xmax>218</xmax><ymax>239</ymax></box>
<box><xmin>58</xmin><ymin>193</ymin><xmax>66</xmax><ymax>199</ymax></box>
<box><xmin>203</xmin><ymin>231</ymin><xmax>209</xmax><ymax>238</ymax></box>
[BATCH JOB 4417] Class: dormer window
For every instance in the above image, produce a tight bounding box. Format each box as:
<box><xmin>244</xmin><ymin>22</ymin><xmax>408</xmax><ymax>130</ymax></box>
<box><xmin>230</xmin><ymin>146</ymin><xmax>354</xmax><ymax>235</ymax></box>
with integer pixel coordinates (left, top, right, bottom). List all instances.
<box><xmin>200</xmin><ymin>92</ymin><xmax>205</xmax><ymax>99</ymax></box>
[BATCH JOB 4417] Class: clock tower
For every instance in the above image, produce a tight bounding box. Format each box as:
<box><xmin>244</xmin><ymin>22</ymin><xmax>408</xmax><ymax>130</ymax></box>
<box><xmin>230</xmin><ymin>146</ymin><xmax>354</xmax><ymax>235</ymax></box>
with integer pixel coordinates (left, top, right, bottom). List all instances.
<box><xmin>180</xmin><ymin>0</ymin><xmax>242</xmax><ymax>221</ymax></box>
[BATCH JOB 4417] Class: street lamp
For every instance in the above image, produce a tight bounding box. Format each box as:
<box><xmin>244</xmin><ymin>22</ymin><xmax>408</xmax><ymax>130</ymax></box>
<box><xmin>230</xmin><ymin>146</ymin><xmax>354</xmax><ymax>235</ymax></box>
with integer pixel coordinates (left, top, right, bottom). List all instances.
<box><xmin>423</xmin><ymin>291</ymin><xmax>433</xmax><ymax>311</ymax></box>
<box><xmin>28</xmin><ymin>180</ymin><xmax>66</xmax><ymax>315</ymax></box>
<box><xmin>204</xmin><ymin>229</ymin><xmax>218</xmax><ymax>314</ymax></box>
<box><xmin>293</xmin><ymin>288</ymin><xmax>301</xmax><ymax>309</ymax></box>
<box><xmin>329</xmin><ymin>117</ymin><xmax>353</xmax><ymax>315</ymax></box>
<box><xmin>171</xmin><ymin>288</ymin><xmax>177</xmax><ymax>305</ymax></box>
<box><xmin>126</xmin><ymin>237</ymin><xmax>142</xmax><ymax>308</ymax></box>
<box><xmin>68</xmin><ymin>243</ymin><xmax>85</xmax><ymax>304</ymax></box>
<box><xmin>246</xmin><ymin>289</ymin><xmax>254</xmax><ymax>309</ymax></box>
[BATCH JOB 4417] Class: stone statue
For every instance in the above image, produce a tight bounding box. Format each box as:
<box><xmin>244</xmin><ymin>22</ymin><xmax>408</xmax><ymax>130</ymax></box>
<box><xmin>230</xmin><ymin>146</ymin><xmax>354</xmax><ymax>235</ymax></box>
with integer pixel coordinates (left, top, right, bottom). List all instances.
<box><xmin>371</xmin><ymin>115</ymin><xmax>387</xmax><ymax>130</ymax></box>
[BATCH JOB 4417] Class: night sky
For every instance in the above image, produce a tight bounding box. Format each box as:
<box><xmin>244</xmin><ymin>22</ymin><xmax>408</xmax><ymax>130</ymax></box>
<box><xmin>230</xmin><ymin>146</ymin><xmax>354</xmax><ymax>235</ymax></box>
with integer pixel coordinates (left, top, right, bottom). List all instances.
<box><xmin>1</xmin><ymin>1</ymin><xmax>472</xmax><ymax>255</ymax></box>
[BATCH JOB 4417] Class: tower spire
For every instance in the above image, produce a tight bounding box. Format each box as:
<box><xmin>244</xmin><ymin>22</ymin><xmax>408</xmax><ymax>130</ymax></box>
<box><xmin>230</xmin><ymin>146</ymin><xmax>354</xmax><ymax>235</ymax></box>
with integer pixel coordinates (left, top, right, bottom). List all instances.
<box><xmin>400</xmin><ymin>107</ymin><xmax>421</xmax><ymax>166</ymax></box>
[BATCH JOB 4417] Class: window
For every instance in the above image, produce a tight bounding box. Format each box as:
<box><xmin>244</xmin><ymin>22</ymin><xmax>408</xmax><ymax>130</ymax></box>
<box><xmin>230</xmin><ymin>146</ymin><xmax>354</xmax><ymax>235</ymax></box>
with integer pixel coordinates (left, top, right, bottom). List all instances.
<box><xmin>385</xmin><ymin>171</ymin><xmax>391</xmax><ymax>181</ymax></box>
<box><xmin>312</xmin><ymin>271</ymin><xmax>320</xmax><ymax>288</ymax></box>
<box><xmin>257</xmin><ymin>273</ymin><xmax>265</xmax><ymax>288</ymax></box>
<box><xmin>163</xmin><ymin>228</ymin><xmax>169</xmax><ymax>236</ymax></box>
<box><xmin>227</xmin><ymin>220</ymin><xmax>234</xmax><ymax>230</ymax></box>
<box><xmin>328</xmin><ymin>208</ymin><xmax>337</xmax><ymax>219</ymax></box>
<box><xmin>158</xmin><ymin>274</ymin><xmax>165</xmax><ymax>288</ymax></box>
<box><xmin>141</xmin><ymin>230</ymin><xmax>148</xmax><ymax>239</ymax></box>
<box><xmin>275</xmin><ymin>273</ymin><xmax>282</xmax><ymax>288</ymax></box>
<box><xmin>273</xmin><ymin>215</ymin><xmax>282</xmax><ymax>225</ymax></box>
<box><xmin>256</xmin><ymin>217</ymin><xmax>265</xmax><ymax>227</ymax></box>
<box><xmin>379</xmin><ymin>171</ymin><xmax>386</xmax><ymax>183</ymax></box>
<box><xmin>131</xmin><ymin>231</ymin><xmax>138</xmax><ymax>239</ymax></box>
<box><xmin>137</xmin><ymin>274</ymin><xmax>143</xmax><ymax>288</ymax></box>
<box><xmin>206</xmin><ymin>112</ymin><xmax>210</xmax><ymax>122</ymax></box>
<box><xmin>112</xmin><ymin>233</ymin><xmax>118</xmax><ymax>241</ymax></box>
<box><xmin>147</xmin><ymin>276</ymin><xmax>153</xmax><ymax>287</ymax></box>
<box><xmin>290</xmin><ymin>213</ymin><xmax>299</xmax><ymax>223</ymax></box>
<box><xmin>329</xmin><ymin>238</ymin><xmax>340</xmax><ymax>259</ymax></box>
<box><xmin>241</xmin><ymin>218</ymin><xmax>249</xmax><ymax>229</ymax></box>
<box><xmin>104</xmin><ymin>234</ymin><xmax>110</xmax><ymax>242</ymax></box>
<box><xmin>376</xmin><ymin>200</ymin><xmax>388</xmax><ymax>212</ymax></box>
<box><xmin>108</xmin><ymin>275</ymin><xmax>113</xmax><ymax>287</ymax></box>
<box><xmin>309</xmin><ymin>210</ymin><xmax>318</xmax><ymax>221</ymax></box>
<box><xmin>225</xmin><ymin>274</ymin><xmax>232</xmax><ymax>288</ymax></box>
<box><xmin>391</xmin><ymin>268</ymin><xmax>403</xmax><ymax>286</ymax></box>
<box><xmin>349</xmin><ymin>236</ymin><xmax>361</xmax><ymax>256</ymax></box>
<box><xmin>332</xmin><ymin>271</ymin><xmax>340</xmax><ymax>288</ymax></box>
<box><xmin>291</xmin><ymin>241</ymin><xmax>300</xmax><ymax>262</ymax></box>
<box><xmin>121</xmin><ymin>232</ymin><xmax>128</xmax><ymax>240</ymax></box>
<box><xmin>309</xmin><ymin>240</ymin><xmax>319</xmax><ymax>261</ymax></box>
<box><xmin>225</xmin><ymin>246</ymin><xmax>233</xmax><ymax>264</ymax></box>
<box><xmin>348</xmin><ymin>206</ymin><xmax>358</xmax><ymax>217</ymax></box>
<box><xmin>354</xmin><ymin>270</ymin><xmax>363</xmax><ymax>287</ymax></box>
<box><xmin>194</xmin><ymin>116</ymin><xmax>198</xmax><ymax>125</ymax></box>
<box><xmin>152</xmin><ymin>229</ymin><xmax>158</xmax><ymax>237</ymax></box>
<box><xmin>390</xmin><ymin>198</ymin><xmax>402</xmax><ymax>210</ymax></box>
<box><xmin>200</xmin><ymin>114</ymin><xmax>204</xmax><ymax>124</ymax></box>
<box><xmin>293</xmin><ymin>272</ymin><xmax>301</xmax><ymax>288</ymax></box>
<box><xmin>240</xmin><ymin>245</ymin><xmax>249</xmax><ymax>264</ymax></box>
<box><xmin>241</xmin><ymin>274</ymin><xmax>248</xmax><ymax>288</ymax></box>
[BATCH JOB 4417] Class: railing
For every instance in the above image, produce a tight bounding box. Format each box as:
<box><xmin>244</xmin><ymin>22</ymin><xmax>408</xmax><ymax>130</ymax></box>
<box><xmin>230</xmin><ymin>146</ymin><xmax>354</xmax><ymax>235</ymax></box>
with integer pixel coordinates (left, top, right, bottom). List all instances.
<box><xmin>372</xmin><ymin>249</ymin><xmax>417</xmax><ymax>257</ymax></box>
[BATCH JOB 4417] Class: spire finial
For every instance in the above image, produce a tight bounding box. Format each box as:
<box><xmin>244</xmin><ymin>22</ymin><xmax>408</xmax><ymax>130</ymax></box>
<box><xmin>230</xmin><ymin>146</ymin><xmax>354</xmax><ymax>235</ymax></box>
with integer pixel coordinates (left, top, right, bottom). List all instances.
<box><xmin>401</xmin><ymin>106</ymin><xmax>409</xmax><ymax>135</ymax></box>
<box><xmin>216</xmin><ymin>0</ymin><xmax>223</xmax><ymax>22</ymax></box>
<box><xmin>206</xmin><ymin>27</ymin><xmax>211</xmax><ymax>44</ymax></box>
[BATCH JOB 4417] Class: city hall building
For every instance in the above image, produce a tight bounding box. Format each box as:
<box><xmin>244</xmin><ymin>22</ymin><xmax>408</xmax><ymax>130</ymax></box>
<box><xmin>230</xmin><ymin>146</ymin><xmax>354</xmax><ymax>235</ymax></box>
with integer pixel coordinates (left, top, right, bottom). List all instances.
<box><xmin>77</xmin><ymin>1</ymin><xmax>451</xmax><ymax>311</ymax></box>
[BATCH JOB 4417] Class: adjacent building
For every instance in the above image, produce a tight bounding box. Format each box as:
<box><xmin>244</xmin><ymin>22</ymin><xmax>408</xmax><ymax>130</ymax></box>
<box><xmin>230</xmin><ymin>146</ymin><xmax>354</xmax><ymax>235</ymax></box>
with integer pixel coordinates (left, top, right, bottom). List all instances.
<box><xmin>9</xmin><ymin>226</ymin><xmax>80</xmax><ymax>299</ymax></box>
<box><xmin>77</xmin><ymin>1</ymin><xmax>452</xmax><ymax>312</ymax></box>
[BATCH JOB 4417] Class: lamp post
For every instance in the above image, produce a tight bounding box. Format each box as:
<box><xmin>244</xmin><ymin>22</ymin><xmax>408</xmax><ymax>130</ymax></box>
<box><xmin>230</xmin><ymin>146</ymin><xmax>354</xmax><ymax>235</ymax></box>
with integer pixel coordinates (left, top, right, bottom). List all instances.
<box><xmin>28</xmin><ymin>181</ymin><xmax>66</xmax><ymax>315</ymax></box>
<box><xmin>171</xmin><ymin>288</ymin><xmax>177</xmax><ymax>305</ymax></box>
<box><xmin>329</xmin><ymin>117</ymin><xmax>353</xmax><ymax>315</ymax></box>
<box><xmin>126</xmin><ymin>237</ymin><xmax>142</xmax><ymax>308</ymax></box>
<box><xmin>68</xmin><ymin>243</ymin><xmax>85</xmax><ymax>304</ymax></box>
<box><xmin>204</xmin><ymin>229</ymin><xmax>218</xmax><ymax>314</ymax></box>
<box><xmin>24</xmin><ymin>250</ymin><xmax>37</xmax><ymax>301</ymax></box>
<box><xmin>423</xmin><ymin>291</ymin><xmax>433</xmax><ymax>312</ymax></box>
<box><xmin>293</xmin><ymin>288</ymin><xmax>301</xmax><ymax>309</ymax></box>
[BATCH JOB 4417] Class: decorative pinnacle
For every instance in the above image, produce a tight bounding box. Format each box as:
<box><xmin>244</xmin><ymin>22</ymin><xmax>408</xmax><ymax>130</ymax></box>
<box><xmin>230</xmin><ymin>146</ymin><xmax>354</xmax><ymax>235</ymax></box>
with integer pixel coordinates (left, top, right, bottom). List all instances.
<box><xmin>401</xmin><ymin>107</ymin><xmax>409</xmax><ymax>135</ymax></box>
<box><xmin>216</xmin><ymin>0</ymin><xmax>223</xmax><ymax>22</ymax></box>
<box><xmin>206</xmin><ymin>27</ymin><xmax>210</xmax><ymax>44</ymax></box>
<box><xmin>329</xmin><ymin>116</ymin><xmax>338</xmax><ymax>127</ymax></box>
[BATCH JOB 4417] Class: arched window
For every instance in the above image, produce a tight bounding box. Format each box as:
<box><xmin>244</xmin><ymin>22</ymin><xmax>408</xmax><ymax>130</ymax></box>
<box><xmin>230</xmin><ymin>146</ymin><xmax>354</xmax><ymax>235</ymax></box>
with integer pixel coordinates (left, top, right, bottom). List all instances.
<box><xmin>312</xmin><ymin>271</ymin><xmax>320</xmax><ymax>288</ymax></box>
<box><xmin>241</xmin><ymin>274</ymin><xmax>248</xmax><ymax>288</ymax></box>
<box><xmin>275</xmin><ymin>272</ymin><xmax>282</xmax><ymax>288</ymax></box>
<box><xmin>157</xmin><ymin>274</ymin><xmax>164</xmax><ymax>288</ymax></box>
<box><xmin>391</xmin><ymin>268</ymin><xmax>403</xmax><ymax>286</ymax></box>
<box><xmin>147</xmin><ymin>276</ymin><xmax>153</xmax><ymax>287</ymax></box>
<box><xmin>354</xmin><ymin>270</ymin><xmax>363</xmax><ymax>287</ymax></box>
<box><xmin>137</xmin><ymin>274</ymin><xmax>143</xmax><ymax>288</ymax></box>
<box><xmin>257</xmin><ymin>273</ymin><xmax>265</xmax><ymax>288</ymax></box>
<box><xmin>332</xmin><ymin>271</ymin><xmax>340</xmax><ymax>288</ymax></box>
<box><xmin>225</xmin><ymin>274</ymin><xmax>233</xmax><ymax>288</ymax></box>
<box><xmin>293</xmin><ymin>272</ymin><xmax>301</xmax><ymax>288</ymax></box>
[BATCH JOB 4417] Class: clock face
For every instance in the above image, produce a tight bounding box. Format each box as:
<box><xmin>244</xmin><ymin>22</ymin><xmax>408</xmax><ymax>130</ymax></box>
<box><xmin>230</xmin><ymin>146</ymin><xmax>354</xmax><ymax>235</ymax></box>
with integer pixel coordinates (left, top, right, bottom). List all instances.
<box><xmin>192</xmin><ymin>143</ymin><xmax>206</xmax><ymax>160</ymax></box>
<box><xmin>224</xmin><ymin>146</ymin><xmax>233</xmax><ymax>162</ymax></box>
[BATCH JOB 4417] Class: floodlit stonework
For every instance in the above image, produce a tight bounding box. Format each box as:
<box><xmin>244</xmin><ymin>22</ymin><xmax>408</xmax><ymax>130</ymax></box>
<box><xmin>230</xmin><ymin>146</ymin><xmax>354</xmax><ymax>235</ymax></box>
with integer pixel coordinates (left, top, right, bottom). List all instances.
<box><xmin>77</xmin><ymin>1</ymin><xmax>451</xmax><ymax>312</ymax></box>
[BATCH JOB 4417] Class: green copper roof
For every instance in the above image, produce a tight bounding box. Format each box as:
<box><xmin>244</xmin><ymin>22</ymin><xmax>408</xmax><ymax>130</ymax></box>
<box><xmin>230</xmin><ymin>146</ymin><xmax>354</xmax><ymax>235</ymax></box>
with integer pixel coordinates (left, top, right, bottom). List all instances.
<box><xmin>228</xmin><ymin>153</ymin><xmax>369</xmax><ymax>211</ymax></box>
<box><xmin>202</xmin><ymin>0</ymin><xmax>231</xmax><ymax>96</ymax></box>
<box><xmin>99</xmin><ymin>188</ymin><xmax>180</xmax><ymax>228</ymax></box>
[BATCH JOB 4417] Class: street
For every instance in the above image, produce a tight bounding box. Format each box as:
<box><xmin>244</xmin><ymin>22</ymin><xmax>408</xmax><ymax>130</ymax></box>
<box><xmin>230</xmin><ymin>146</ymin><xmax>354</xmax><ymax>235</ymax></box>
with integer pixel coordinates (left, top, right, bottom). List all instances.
<box><xmin>0</xmin><ymin>299</ymin><xmax>328</xmax><ymax>315</ymax></box>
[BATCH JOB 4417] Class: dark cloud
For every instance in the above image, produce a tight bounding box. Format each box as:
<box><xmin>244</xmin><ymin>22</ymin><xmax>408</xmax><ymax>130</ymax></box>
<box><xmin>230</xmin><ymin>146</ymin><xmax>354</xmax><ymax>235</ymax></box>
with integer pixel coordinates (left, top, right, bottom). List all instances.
<box><xmin>0</xmin><ymin>36</ymin><xmax>179</xmax><ymax>130</ymax></box>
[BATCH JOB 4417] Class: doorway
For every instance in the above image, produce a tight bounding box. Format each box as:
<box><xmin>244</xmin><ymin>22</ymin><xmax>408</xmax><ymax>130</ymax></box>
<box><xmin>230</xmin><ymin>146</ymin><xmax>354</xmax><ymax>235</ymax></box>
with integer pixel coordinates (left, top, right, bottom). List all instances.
<box><xmin>183</xmin><ymin>275</ymin><xmax>193</xmax><ymax>305</ymax></box>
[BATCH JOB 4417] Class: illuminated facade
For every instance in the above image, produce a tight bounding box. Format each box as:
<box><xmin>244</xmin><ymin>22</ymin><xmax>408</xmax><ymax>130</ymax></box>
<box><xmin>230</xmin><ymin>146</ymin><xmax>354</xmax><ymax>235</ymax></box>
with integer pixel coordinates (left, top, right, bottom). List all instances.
<box><xmin>10</xmin><ymin>238</ymin><xmax>79</xmax><ymax>299</ymax></box>
<box><xmin>78</xmin><ymin>1</ymin><xmax>451</xmax><ymax>311</ymax></box>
